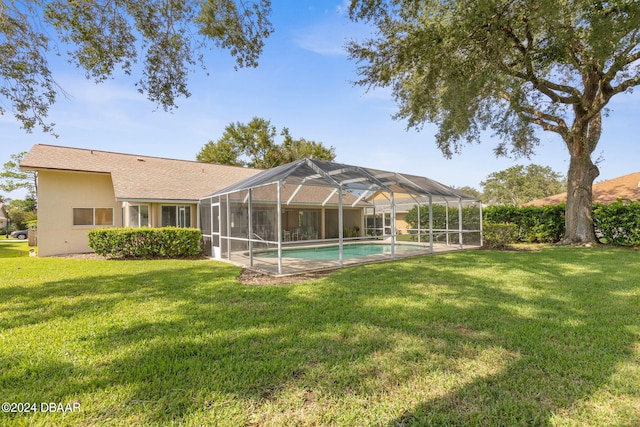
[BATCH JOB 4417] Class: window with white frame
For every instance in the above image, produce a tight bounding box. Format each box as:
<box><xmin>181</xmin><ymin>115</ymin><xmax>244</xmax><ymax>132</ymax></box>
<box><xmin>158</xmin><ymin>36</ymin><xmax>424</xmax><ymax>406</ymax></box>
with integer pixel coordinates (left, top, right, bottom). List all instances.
<box><xmin>73</xmin><ymin>207</ymin><xmax>114</xmax><ymax>226</ymax></box>
<box><xmin>129</xmin><ymin>205</ymin><xmax>149</xmax><ymax>227</ymax></box>
<box><xmin>161</xmin><ymin>205</ymin><xmax>191</xmax><ymax>227</ymax></box>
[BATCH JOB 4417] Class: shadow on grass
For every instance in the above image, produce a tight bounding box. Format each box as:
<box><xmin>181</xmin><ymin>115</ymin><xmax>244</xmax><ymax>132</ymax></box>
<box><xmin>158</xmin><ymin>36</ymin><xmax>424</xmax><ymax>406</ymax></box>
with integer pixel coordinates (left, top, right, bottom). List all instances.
<box><xmin>0</xmin><ymin>239</ymin><xmax>30</xmax><ymax>257</ymax></box>
<box><xmin>1</xmin><ymin>248</ymin><xmax>639</xmax><ymax>426</ymax></box>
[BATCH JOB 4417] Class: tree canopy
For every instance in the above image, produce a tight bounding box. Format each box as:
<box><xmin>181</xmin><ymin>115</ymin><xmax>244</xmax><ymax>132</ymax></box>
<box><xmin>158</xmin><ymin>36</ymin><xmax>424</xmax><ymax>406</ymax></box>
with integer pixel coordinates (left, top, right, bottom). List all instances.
<box><xmin>481</xmin><ymin>164</ymin><xmax>566</xmax><ymax>206</ymax></box>
<box><xmin>196</xmin><ymin>117</ymin><xmax>336</xmax><ymax>168</ymax></box>
<box><xmin>0</xmin><ymin>152</ymin><xmax>37</xmax><ymax>198</ymax></box>
<box><xmin>348</xmin><ymin>0</ymin><xmax>640</xmax><ymax>243</ymax></box>
<box><xmin>452</xmin><ymin>186</ymin><xmax>483</xmax><ymax>202</ymax></box>
<box><xmin>0</xmin><ymin>0</ymin><xmax>273</xmax><ymax>134</ymax></box>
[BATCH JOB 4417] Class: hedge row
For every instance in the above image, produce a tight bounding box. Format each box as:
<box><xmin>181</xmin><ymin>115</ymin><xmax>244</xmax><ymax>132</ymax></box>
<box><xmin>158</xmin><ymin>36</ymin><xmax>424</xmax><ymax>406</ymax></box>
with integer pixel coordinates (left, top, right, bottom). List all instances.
<box><xmin>483</xmin><ymin>204</ymin><xmax>565</xmax><ymax>243</ymax></box>
<box><xmin>88</xmin><ymin>227</ymin><xmax>203</xmax><ymax>259</ymax></box>
<box><xmin>593</xmin><ymin>200</ymin><xmax>640</xmax><ymax>246</ymax></box>
<box><xmin>404</xmin><ymin>204</ymin><xmax>482</xmax><ymax>231</ymax></box>
<box><xmin>484</xmin><ymin>200</ymin><xmax>640</xmax><ymax>246</ymax></box>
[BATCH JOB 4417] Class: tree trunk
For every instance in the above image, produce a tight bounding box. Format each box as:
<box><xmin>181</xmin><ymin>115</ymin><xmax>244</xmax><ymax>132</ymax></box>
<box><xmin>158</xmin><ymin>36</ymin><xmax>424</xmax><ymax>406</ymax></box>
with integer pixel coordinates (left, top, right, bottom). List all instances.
<box><xmin>562</xmin><ymin>144</ymin><xmax>600</xmax><ymax>245</ymax></box>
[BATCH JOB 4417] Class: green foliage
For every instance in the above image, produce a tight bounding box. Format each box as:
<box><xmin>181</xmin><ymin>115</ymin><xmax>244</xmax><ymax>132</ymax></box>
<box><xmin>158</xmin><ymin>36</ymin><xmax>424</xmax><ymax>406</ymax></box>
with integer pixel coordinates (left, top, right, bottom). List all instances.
<box><xmin>482</xmin><ymin>223</ymin><xmax>518</xmax><ymax>249</ymax></box>
<box><xmin>343</xmin><ymin>226</ymin><xmax>360</xmax><ymax>238</ymax></box>
<box><xmin>88</xmin><ymin>227</ymin><xmax>203</xmax><ymax>259</ymax></box>
<box><xmin>6</xmin><ymin>207</ymin><xmax>37</xmax><ymax>232</ymax></box>
<box><xmin>485</xmin><ymin>202</ymin><xmax>640</xmax><ymax>246</ymax></box>
<box><xmin>404</xmin><ymin>204</ymin><xmax>481</xmax><ymax>231</ymax></box>
<box><xmin>593</xmin><ymin>200</ymin><xmax>640</xmax><ymax>246</ymax></box>
<box><xmin>4</xmin><ymin>195</ymin><xmax>38</xmax><ymax>231</ymax></box>
<box><xmin>348</xmin><ymin>0</ymin><xmax>640</xmax><ymax>243</ymax></box>
<box><xmin>481</xmin><ymin>164</ymin><xmax>565</xmax><ymax>205</ymax></box>
<box><xmin>348</xmin><ymin>1</ymin><xmax>640</xmax><ymax>157</ymax></box>
<box><xmin>0</xmin><ymin>152</ymin><xmax>37</xmax><ymax>196</ymax></box>
<box><xmin>1</xmin><ymin>1</ymin><xmax>273</xmax><ymax>134</ymax></box>
<box><xmin>197</xmin><ymin>117</ymin><xmax>335</xmax><ymax>168</ymax></box>
<box><xmin>483</xmin><ymin>205</ymin><xmax>566</xmax><ymax>243</ymax></box>
<box><xmin>453</xmin><ymin>185</ymin><xmax>483</xmax><ymax>201</ymax></box>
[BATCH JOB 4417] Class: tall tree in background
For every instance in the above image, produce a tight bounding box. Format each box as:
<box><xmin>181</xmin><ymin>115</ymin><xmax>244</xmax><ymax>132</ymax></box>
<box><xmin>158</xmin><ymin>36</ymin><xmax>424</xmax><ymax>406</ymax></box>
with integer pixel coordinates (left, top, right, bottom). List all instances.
<box><xmin>452</xmin><ymin>186</ymin><xmax>483</xmax><ymax>202</ymax></box>
<box><xmin>197</xmin><ymin>117</ymin><xmax>336</xmax><ymax>168</ymax></box>
<box><xmin>0</xmin><ymin>152</ymin><xmax>37</xmax><ymax>198</ymax></box>
<box><xmin>0</xmin><ymin>0</ymin><xmax>273</xmax><ymax>134</ymax></box>
<box><xmin>348</xmin><ymin>1</ymin><xmax>640</xmax><ymax>244</ymax></box>
<box><xmin>482</xmin><ymin>164</ymin><xmax>566</xmax><ymax>206</ymax></box>
<box><xmin>1</xmin><ymin>152</ymin><xmax>38</xmax><ymax>231</ymax></box>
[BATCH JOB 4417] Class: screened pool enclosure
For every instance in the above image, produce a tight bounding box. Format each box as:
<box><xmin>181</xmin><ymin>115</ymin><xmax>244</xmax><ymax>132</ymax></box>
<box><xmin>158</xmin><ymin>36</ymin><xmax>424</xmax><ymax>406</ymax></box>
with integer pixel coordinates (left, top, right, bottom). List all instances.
<box><xmin>200</xmin><ymin>159</ymin><xmax>482</xmax><ymax>275</ymax></box>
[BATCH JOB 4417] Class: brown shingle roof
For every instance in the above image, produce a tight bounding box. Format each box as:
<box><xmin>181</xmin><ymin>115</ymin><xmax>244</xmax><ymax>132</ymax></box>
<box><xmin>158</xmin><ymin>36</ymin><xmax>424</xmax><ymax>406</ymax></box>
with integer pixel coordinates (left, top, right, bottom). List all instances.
<box><xmin>21</xmin><ymin>144</ymin><xmax>261</xmax><ymax>201</ymax></box>
<box><xmin>527</xmin><ymin>172</ymin><xmax>640</xmax><ymax>206</ymax></box>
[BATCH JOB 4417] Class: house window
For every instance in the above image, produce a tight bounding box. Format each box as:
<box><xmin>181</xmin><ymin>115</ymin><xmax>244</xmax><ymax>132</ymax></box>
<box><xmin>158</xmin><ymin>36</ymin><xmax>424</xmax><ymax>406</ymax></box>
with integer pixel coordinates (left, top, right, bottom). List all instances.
<box><xmin>73</xmin><ymin>208</ymin><xmax>114</xmax><ymax>226</ymax></box>
<box><xmin>161</xmin><ymin>205</ymin><xmax>191</xmax><ymax>227</ymax></box>
<box><xmin>129</xmin><ymin>205</ymin><xmax>149</xmax><ymax>227</ymax></box>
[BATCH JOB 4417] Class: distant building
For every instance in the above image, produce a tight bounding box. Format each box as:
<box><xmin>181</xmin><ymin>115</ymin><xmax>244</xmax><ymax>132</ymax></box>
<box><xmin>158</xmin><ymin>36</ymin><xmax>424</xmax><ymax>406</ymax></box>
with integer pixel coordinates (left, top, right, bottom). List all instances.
<box><xmin>526</xmin><ymin>172</ymin><xmax>640</xmax><ymax>206</ymax></box>
<box><xmin>0</xmin><ymin>203</ymin><xmax>8</xmax><ymax>230</ymax></box>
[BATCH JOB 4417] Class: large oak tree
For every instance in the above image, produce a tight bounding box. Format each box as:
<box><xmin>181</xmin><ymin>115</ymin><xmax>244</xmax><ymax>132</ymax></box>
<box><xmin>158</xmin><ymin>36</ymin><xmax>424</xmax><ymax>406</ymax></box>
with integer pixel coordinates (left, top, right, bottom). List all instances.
<box><xmin>348</xmin><ymin>0</ymin><xmax>640</xmax><ymax>244</ymax></box>
<box><xmin>0</xmin><ymin>0</ymin><xmax>272</xmax><ymax>134</ymax></box>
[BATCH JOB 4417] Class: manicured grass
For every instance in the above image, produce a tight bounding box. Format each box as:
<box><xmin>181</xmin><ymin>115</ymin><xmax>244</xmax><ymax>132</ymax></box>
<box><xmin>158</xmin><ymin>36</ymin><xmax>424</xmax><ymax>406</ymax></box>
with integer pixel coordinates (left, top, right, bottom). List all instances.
<box><xmin>0</xmin><ymin>239</ymin><xmax>31</xmax><ymax>257</ymax></box>
<box><xmin>1</xmin><ymin>246</ymin><xmax>639</xmax><ymax>426</ymax></box>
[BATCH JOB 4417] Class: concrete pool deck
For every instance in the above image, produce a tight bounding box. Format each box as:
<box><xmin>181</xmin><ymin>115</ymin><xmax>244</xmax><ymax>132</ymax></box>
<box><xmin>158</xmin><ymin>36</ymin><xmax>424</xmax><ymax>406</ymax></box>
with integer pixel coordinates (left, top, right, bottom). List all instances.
<box><xmin>215</xmin><ymin>241</ymin><xmax>481</xmax><ymax>276</ymax></box>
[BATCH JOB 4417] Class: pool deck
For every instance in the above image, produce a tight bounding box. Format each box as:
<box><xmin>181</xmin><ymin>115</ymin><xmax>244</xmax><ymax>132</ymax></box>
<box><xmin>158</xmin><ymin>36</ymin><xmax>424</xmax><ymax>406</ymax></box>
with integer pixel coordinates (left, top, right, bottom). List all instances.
<box><xmin>217</xmin><ymin>241</ymin><xmax>481</xmax><ymax>276</ymax></box>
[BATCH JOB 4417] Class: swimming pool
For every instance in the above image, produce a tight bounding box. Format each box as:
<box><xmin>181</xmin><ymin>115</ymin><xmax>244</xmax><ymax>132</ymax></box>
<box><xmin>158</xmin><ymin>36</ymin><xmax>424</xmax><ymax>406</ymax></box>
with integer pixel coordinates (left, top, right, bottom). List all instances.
<box><xmin>257</xmin><ymin>243</ymin><xmax>427</xmax><ymax>261</ymax></box>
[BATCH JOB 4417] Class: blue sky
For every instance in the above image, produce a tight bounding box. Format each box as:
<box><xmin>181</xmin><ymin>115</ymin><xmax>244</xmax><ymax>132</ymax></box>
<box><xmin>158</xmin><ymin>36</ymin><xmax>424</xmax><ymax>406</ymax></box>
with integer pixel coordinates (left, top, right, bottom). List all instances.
<box><xmin>3</xmin><ymin>0</ymin><xmax>639</xmax><ymax>200</ymax></box>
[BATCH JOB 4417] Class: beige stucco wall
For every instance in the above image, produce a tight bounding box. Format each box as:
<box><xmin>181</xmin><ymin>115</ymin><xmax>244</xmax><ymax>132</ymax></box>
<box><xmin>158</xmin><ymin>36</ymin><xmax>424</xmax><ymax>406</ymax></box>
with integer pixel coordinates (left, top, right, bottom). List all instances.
<box><xmin>37</xmin><ymin>170</ymin><xmax>121</xmax><ymax>256</ymax></box>
<box><xmin>395</xmin><ymin>212</ymin><xmax>410</xmax><ymax>234</ymax></box>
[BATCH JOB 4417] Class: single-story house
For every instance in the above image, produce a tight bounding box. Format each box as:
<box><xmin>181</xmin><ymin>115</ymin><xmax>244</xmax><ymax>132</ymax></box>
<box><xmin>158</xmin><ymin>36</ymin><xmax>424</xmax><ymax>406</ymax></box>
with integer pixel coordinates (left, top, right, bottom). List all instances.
<box><xmin>20</xmin><ymin>144</ymin><xmax>260</xmax><ymax>256</ymax></box>
<box><xmin>21</xmin><ymin>145</ymin><xmax>482</xmax><ymax>273</ymax></box>
<box><xmin>527</xmin><ymin>172</ymin><xmax>640</xmax><ymax>206</ymax></box>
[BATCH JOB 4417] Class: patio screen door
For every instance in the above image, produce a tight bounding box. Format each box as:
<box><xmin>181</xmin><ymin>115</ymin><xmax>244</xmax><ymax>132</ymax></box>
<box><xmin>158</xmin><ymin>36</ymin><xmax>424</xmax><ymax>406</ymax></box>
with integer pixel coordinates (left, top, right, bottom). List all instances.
<box><xmin>384</xmin><ymin>213</ymin><xmax>392</xmax><ymax>235</ymax></box>
<box><xmin>211</xmin><ymin>202</ymin><xmax>220</xmax><ymax>258</ymax></box>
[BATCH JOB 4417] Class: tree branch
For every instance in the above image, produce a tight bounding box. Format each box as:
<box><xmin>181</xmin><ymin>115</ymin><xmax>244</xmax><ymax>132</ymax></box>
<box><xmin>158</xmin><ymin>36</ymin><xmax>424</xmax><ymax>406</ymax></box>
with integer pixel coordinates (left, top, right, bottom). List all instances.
<box><xmin>610</xmin><ymin>75</ymin><xmax>640</xmax><ymax>96</ymax></box>
<box><xmin>603</xmin><ymin>29</ymin><xmax>640</xmax><ymax>81</ymax></box>
<box><xmin>498</xmin><ymin>26</ymin><xmax>582</xmax><ymax>103</ymax></box>
<box><xmin>502</xmin><ymin>93</ymin><xmax>569</xmax><ymax>137</ymax></box>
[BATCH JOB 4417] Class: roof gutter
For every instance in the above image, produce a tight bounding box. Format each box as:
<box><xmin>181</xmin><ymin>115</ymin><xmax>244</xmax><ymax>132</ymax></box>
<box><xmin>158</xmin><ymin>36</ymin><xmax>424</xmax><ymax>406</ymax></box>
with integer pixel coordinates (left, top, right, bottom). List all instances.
<box><xmin>115</xmin><ymin>198</ymin><xmax>198</xmax><ymax>204</ymax></box>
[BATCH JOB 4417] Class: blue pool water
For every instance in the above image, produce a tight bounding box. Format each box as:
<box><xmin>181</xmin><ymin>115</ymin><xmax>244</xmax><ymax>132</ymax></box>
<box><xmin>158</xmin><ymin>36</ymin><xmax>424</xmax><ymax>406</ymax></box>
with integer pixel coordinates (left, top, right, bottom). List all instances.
<box><xmin>258</xmin><ymin>243</ymin><xmax>426</xmax><ymax>261</ymax></box>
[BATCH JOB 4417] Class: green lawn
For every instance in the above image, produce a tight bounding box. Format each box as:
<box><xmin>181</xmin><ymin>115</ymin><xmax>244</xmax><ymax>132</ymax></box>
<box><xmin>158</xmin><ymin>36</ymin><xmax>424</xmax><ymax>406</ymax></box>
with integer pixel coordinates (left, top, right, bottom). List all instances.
<box><xmin>0</xmin><ymin>239</ymin><xmax>31</xmax><ymax>257</ymax></box>
<box><xmin>1</xmin><ymin>246</ymin><xmax>639</xmax><ymax>426</ymax></box>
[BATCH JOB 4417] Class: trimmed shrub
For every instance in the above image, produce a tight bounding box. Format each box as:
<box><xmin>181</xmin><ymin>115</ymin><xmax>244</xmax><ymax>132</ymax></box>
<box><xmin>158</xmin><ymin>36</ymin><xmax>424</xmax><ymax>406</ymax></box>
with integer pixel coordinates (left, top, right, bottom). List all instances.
<box><xmin>482</xmin><ymin>223</ymin><xmax>518</xmax><ymax>249</ymax></box>
<box><xmin>88</xmin><ymin>227</ymin><xmax>203</xmax><ymax>259</ymax></box>
<box><xmin>483</xmin><ymin>201</ymin><xmax>640</xmax><ymax>246</ymax></box>
<box><xmin>593</xmin><ymin>200</ymin><xmax>640</xmax><ymax>246</ymax></box>
<box><xmin>483</xmin><ymin>204</ymin><xmax>565</xmax><ymax>243</ymax></box>
<box><xmin>404</xmin><ymin>204</ymin><xmax>482</xmax><ymax>232</ymax></box>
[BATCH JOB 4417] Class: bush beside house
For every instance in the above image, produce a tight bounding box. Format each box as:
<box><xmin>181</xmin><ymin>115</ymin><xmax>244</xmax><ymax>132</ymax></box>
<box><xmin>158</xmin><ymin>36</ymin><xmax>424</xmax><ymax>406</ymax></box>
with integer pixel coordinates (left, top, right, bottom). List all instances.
<box><xmin>88</xmin><ymin>227</ymin><xmax>203</xmax><ymax>259</ymax></box>
<box><xmin>483</xmin><ymin>204</ymin><xmax>565</xmax><ymax>243</ymax></box>
<box><xmin>593</xmin><ymin>200</ymin><xmax>640</xmax><ymax>246</ymax></box>
<box><xmin>483</xmin><ymin>200</ymin><xmax>640</xmax><ymax>247</ymax></box>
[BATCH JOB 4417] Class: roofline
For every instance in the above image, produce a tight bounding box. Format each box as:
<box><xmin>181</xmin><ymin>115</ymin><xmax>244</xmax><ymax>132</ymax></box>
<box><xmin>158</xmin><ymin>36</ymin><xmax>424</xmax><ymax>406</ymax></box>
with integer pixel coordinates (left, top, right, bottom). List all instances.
<box><xmin>20</xmin><ymin>165</ymin><xmax>112</xmax><ymax>175</ymax></box>
<box><xmin>20</xmin><ymin>144</ymin><xmax>262</xmax><ymax>172</ymax></box>
<box><xmin>116</xmin><ymin>198</ymin><xmax>199</xmax><ymax>204</ymax></box>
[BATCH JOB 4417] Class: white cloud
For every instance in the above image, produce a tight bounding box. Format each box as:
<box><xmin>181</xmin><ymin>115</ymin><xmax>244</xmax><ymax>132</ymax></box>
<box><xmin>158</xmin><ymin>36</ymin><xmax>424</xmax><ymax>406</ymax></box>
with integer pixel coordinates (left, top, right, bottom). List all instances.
<box><xmin>336</xmin><ymin>0</ymin><xmax>351</xmax><ymax>15</ymax></box>
<box><xmin>292</xmin><ymin>20</ymin><xmax>351</xmax><ymax>56</ymax></box>
<box><xmin>292</xmin><ymin>3</ymin><xmax>372</xmax><ymax>57</ymax></box>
